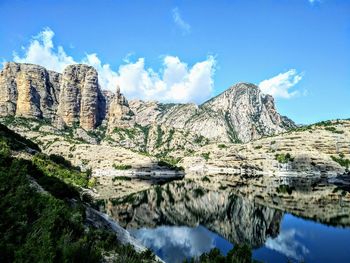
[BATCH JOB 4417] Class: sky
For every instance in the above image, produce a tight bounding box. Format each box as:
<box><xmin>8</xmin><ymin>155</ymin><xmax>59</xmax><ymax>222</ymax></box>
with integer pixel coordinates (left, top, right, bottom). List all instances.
<box><xmin>0</xmin><ymin>0</ymin><xmax>349</xmax><ymax>124</ymax></box>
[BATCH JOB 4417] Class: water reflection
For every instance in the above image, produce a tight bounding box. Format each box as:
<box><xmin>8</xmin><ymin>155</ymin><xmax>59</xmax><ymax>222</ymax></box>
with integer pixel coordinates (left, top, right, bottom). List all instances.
<box><xmin>130</xmin><ymin>226</ymin><xmax>216</xmax><ymax>263</ymax></box>
<box><xmin>104</xmin><ymin>175</ymin><xmax>350</xmax><ymax>263</ymax></box>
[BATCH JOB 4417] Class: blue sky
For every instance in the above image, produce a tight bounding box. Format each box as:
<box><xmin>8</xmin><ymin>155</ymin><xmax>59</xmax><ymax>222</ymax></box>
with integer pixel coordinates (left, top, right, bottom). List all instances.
<box><xmin>0</xmin><ymin>0</ymin><xmax>349</xmax><ymax>124</ymax></box>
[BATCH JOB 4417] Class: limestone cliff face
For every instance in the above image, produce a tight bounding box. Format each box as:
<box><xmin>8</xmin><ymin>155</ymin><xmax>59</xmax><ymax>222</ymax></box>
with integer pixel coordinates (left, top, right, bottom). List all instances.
<box><xmin>130</xmin><ymin>83</ymin><xmax>296</xmax><ymax>143</ymax></box>
<box><xmin>0</xmin><ymin>62</ymin><xmax>60</xmax><ymax>120</ymax></box>
<box><xmin>57</xmin><ymin>64</ymin><xmax>102</xmax><ymax>130</ymax></box>
<box><xmin>107</xmin><ymin>86</ymin><xmax>135</xmax><ymax>132</ymax></box>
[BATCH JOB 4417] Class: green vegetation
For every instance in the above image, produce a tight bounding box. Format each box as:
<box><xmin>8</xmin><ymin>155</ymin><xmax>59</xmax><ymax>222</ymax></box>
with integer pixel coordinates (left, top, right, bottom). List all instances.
<box><xmin>224</xmin><ymin>112</ymin><xmax>241</xmax><ymax>143</ymax></box>
<box><xmin>331</xmin><ymin>154</ymin><xmax>350</xmax><ymax>170</ymax></box>
<box><xmin>254</xmin><ymin>145</ymin><xmax>262</xmax><ymax>150</ymax></box>
<box><xmin>113</xmin><ymin>127</ymin><xmax>138</xmax><ymax>140</ymax></box>
<box><xmin>157</xmin><ymin>157</ymin><xmax>184</xmax><ymax>171</ymax></box>
<box><xmin>275</xmin><ymin>153</ymin><xmax>294</xmax><ymax>164</ymax></box>
<box><xmin>33</xmin><ymin>153</ymin><xmax>90</xmax><ymax>187</ymax></box>
<box><xmin>166</xmin><ymin>184</ymin><xmax>175</xmax><ymax>204</ymax></box>
<box><xmin>184</xmin><ymin>244</ymin><xmax>258</xmax><ymax>263</ymax></box>
<box><xmin>0</xmin><ymin>123</ymin><xmax>40</xmax><ymax>152</ymax></box>
<box><xmin>202</xmin><ymin>176</ymin><xmax>211</xmax><ymax>182</ymax></box>
<box><xmin>155</xmin><ymin>185</ymin><xmax>163</xmax><ymax>207</ymax></box>
<box><xmin>218</xmin><ymin>144</ymin><xmax>227</xmax><ymax>149</ymax></box>
<box><xmin>193</xmin><ymin>188</ymin><xmax>205</xmax><ymax>198</ymax></box>
<box><xmin>0</xmin><ymin>129</ymin><xmax>155</xmax><ymax>263</ymax></box>
<box><xmin>276</xmin><ymin>185</ymin><xmax>295</xmax><ymax>195</ymax></box>
<box><xmin>156</xmin><ymin>125</ymin><xmax>164</xmax><ymax>148</ymax></box>
<box><xmin>324</xmin><ymin>126</ymin><xmax>344</xmax><ymax>134</ymax></box>
<box><xmin>113</xmin><ymin>164</ymin><xmax>132</xmax><ymax>170</ymax></box>
<box><xmin>112</xmin><ymin>176</ymin><xmax>132</xmax><ymax>182</ymax></box>
<box><xmin>201</xmin><ymin>152</ymin><xmax>210</xmax><ymax>161</ymax></box>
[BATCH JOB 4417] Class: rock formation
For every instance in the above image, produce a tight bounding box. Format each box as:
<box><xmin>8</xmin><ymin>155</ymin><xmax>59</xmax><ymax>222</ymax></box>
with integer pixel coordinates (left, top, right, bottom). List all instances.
<box><xmin>57</xmin><ymin>64</ymin><xmax>102</xmax><ymax>130</ymax></box>
<box><xmin>0</xmin><ymin>62</ymin><xmax>295</xmax><ymax>142</ymax></box>
<box><xmin>107</xmin><ymin>85</ymin><xmax>135</xmax><ymax>132</ymax></box>
<box><xmin>130</xmin><ymin>83</ymin><xmax>296</xmax><ymax>143</ymax></box>
<box><xmin>0</xmin><ymin>62</ymin><xmax>60</xmax><ymax>120</ymax></box>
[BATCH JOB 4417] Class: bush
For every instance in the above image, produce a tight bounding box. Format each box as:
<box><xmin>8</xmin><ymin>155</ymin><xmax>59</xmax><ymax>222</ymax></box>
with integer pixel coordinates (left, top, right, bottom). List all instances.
<box><xmin>201</xmin><ymin>152</ymin><xmax>210</xmax><ymax>161</ymax></box>
<box><xmin>275</xmin><ymin>153</ymin><xmax>294</xmax><ymax>164</ymax></box>
<box><xmin>218</xmin><ymin>144</ymin><xmax>227</xmax><ymax>149</ymax></box>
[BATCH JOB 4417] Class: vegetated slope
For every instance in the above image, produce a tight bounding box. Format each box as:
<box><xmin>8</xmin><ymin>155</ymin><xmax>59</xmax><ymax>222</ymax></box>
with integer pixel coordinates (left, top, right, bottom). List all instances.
<box><xmin>0</xmin><ymin>123</ymin><xmax>156</xmax><ymax>263</ymax></box>
<box><xmin>182</xmin><ymin>119</ymin><xmax>350</xmax><ymax>175</ymax></box>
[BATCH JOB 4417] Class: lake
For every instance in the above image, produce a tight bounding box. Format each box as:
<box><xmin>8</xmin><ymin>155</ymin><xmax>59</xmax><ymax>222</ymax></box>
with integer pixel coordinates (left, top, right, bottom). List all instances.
<box><xmin>103</xmin><ymin>174</ymin><xmax>350</xmax><ymax>263</ymax></box>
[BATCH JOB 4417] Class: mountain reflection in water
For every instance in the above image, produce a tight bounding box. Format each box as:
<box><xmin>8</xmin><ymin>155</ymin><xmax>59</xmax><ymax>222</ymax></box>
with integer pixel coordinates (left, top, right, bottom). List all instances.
<box><xmin>103</xmin><ymin>175</ymin><xmax>350</xmax><ymax>263</ymax></box>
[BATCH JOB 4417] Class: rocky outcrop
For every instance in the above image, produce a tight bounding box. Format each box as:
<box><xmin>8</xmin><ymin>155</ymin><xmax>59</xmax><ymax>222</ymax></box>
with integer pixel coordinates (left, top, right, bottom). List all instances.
<box><xmin>107</xmin><ymin>86</ymin><xmax>135</xmax><ymax>132</ymax></box>
<box><xmin>57</xmin><ymin>64</ymin><xmax>102</xmax><ymax>130</ymax></box>
<box><xmin>0</xmin><ymin>62</ymin><xmax>60</xmax><ymax>120</ymax></box>
<box><xmin>130</xmin><ymin>83</ymin><xmax>296</xmax><ymax>143</ymax></box>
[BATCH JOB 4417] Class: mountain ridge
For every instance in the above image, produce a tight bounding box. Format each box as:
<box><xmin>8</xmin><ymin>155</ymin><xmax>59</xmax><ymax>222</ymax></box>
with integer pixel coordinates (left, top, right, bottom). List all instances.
<box><xmin>0</xmin><ymin>61</ymin><xmax>295</xmax><ymax>146</ymax></box>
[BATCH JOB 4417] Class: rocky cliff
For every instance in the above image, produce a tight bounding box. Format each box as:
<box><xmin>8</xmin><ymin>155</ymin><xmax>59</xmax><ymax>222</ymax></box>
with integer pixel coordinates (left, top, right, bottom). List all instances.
<box><xmin>0</xmin><ymin>62</ymin><xmax>60</xmax><ymax>120</ymax></box>
<box><xmin>129</xmin><ymin>83</ymin><xmax>295</xmax><ymax>143</ymax></box>
<box><xmin>0</xmin><ymin>62</ymin><xmax>295</xmax><ymax>143</ymax></box>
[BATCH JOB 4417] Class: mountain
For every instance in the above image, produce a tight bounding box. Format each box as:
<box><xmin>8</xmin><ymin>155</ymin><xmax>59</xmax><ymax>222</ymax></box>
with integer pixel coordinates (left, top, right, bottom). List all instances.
<box><xmin>130</xmin><ymin>83</ymin><xmax>295</xmax><ymax>143</ymax></box>
<box><xmin>0</xmin><ymin>62</ymin><xmax>295</xmax><ymax>146</ymax></box>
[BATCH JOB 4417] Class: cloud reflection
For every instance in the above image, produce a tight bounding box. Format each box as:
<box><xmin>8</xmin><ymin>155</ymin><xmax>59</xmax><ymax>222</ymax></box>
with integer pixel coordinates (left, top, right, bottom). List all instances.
<box><xmin>265</xmin><ymin>229</ymin><xmax>309</xmax><ymax>261</ymax></box>
<box><xmin>130</xmin><ymin>225</ymin><xmax>215</xmax><ymax>263</ymax></box>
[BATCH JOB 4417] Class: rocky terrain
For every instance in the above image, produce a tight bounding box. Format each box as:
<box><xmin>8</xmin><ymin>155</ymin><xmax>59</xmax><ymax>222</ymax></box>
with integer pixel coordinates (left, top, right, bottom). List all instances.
<box><xmin>0</xmin><ymin>62</ymin><xmax>349</xmax><ymax>200</ymax></box>
<box><xmin>0</xmin><ymin>62</ymin><xmax>295</xmax><ymax>148</ymax></box>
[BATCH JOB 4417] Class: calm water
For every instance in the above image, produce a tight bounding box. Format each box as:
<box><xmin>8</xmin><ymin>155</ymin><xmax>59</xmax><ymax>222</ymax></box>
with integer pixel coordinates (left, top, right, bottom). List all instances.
<box><xmin>105</xmin><ymin>175</ymin><xmax>350</xmax><ymax>263</ymax></box>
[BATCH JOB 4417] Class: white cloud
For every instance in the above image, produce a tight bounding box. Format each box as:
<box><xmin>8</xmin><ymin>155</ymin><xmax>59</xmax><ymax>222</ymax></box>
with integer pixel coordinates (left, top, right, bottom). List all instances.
<box><xmin>172</xmin><ymin>7</ymin><xmax>191</xmax><ymax>35</ymax></box>
<box><xmin>12</xmin><ymin>28</ymin><xmax>215</xmax><ymax>104</ymax></box>
<box><xmin>258</xmin><ymin>69</ymin><xmax>303</xmax><ymax>99</ymax></box>
<box><xmin>13</xmin><ymin>28</ymin><xmax>75</xmax><ymax>72</ymax></box>
<box><xmin>266</xmin><ymin>229</ymin><xmax>309</xmax><ymax>261</ymax></box>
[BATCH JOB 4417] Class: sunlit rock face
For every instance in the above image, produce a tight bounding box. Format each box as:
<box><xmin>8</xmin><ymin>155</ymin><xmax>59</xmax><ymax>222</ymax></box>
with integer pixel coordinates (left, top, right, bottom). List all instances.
<box><xmin>57</xmin><ymin>64</ymin><xmax>102</xmax><ymax>130</ymax></box>
<box><xmin>0</xmin><ymin>62</ymin><xmax>60</xmax><ymax>120</ymax></box>
<box><xmin>106</xmin><ymin>181</ymin><xmax>282</xmax><ymax>248</ymax></box>
<box><xmin>107</xmin><ymin>86</ymin><xmax>135</xmax><ymax>132</ymax></box>
<box><xmin>130</xmin><ymin>83</ymin><xmax>295</xmax><ymax>143</ymax></box>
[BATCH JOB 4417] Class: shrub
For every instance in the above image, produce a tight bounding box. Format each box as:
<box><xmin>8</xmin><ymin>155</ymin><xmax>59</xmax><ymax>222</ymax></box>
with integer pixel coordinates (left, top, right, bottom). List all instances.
<box><xmin>275</xmin><ymin>153</ymin><xmax>294</xmax><ymax>164</ymax></box>
<box><xmin>218</xmin><ymin>144</ymin><xmax>227</xmax><ymax>149</ymax></box>
<box><xmin>201</xmin><ymin>152</ymin><xmax>210</xmax><ymax>161</ymax></box>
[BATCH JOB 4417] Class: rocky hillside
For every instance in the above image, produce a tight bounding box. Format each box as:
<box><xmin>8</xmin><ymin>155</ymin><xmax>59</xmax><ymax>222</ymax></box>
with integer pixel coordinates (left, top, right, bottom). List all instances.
<box><xmin>130</xmin><ymin>83</ymin><xmax>295</xmax><ymax>143</ymax></box>
<box><xmin>0</xmin><ymin>62</ymin><xmax>295</xmax><ymax>150</ymax></box>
